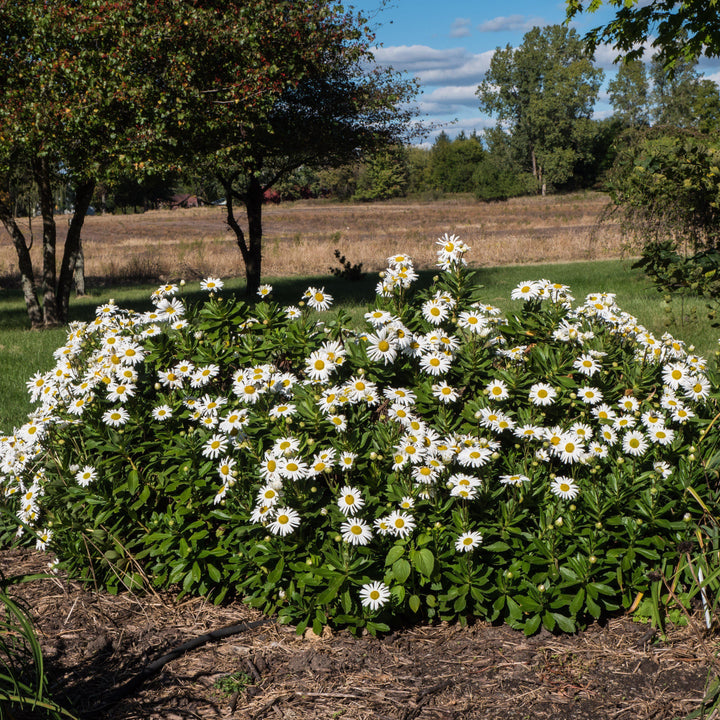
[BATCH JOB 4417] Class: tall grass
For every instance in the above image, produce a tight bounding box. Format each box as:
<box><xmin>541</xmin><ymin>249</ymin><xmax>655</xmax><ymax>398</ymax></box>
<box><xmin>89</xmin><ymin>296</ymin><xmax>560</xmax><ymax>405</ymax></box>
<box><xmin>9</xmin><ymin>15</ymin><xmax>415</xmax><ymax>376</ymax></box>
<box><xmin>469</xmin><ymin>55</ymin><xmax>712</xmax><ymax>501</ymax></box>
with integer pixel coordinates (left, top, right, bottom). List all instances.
<box><xmin>1</xmin><ymin>258</ymin><xmax>718</xmax><ymax>432</ymax></box>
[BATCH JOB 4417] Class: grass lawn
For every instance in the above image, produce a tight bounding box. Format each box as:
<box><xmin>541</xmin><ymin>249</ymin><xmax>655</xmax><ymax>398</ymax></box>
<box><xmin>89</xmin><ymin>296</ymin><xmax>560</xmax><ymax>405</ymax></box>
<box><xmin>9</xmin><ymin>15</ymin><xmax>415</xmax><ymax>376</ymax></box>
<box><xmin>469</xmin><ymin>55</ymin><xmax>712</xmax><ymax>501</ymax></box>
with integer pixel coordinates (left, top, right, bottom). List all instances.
<box><xmin>1</xmin><ymin>257</ymin><xmax>718</xmax><ymax>432</ymax></box>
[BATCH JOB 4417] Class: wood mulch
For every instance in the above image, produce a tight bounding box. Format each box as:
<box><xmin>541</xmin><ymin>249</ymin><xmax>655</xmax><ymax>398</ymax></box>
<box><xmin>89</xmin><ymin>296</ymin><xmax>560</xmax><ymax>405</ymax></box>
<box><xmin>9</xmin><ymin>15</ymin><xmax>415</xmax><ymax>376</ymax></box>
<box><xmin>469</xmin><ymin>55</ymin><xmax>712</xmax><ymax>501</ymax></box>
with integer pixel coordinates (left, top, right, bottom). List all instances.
<box><xmin>1</xmin><ymin>548</ymin><xmax>717</xmax><ymax>720</ymax></box>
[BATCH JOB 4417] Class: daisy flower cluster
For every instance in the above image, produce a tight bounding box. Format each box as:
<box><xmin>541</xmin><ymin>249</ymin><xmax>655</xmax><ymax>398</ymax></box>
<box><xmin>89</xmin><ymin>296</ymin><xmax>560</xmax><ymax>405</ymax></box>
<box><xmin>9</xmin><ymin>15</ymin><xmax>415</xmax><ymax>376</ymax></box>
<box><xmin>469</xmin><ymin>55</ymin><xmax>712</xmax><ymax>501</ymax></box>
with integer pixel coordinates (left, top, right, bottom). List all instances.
<box><xmin>0</xmin><ymin>242</ymin><xmax>717</xmax><ymax>635</ymax></box>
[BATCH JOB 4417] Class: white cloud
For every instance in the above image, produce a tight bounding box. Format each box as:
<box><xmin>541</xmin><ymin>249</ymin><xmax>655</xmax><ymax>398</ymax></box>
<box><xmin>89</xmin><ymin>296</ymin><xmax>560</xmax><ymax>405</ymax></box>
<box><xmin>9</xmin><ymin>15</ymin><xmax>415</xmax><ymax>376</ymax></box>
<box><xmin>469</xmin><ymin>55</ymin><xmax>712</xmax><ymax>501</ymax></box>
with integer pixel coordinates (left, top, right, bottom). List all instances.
<box><xmin>450</xmin><ymin>17</ymin><xmax>472</xmax><ymax>38</ymax></box>
<box><xmin>371</xmin><ymin>44</ymin><xmax>494</xmax><ymax>86</ymax></box>
<box><xmin>423</xmin><ymin>85</ymin><xmax>480</xmax><ymax>107</ymax></box>
<box><xmin>477</xmin><ymin>14</ymin><xmax>546</xmax><ymax>33</ymax></box>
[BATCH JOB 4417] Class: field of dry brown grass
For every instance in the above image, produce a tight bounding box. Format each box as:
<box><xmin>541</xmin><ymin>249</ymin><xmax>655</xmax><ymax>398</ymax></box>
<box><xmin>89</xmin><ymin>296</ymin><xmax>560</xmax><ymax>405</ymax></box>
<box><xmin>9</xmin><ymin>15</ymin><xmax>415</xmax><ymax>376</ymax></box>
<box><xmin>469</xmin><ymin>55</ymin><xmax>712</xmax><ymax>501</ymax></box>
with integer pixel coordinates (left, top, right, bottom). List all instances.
<box><xmin>0</xmin><ymin>192</ymin><xmax>625</xmax><ymax>286</ymax></box>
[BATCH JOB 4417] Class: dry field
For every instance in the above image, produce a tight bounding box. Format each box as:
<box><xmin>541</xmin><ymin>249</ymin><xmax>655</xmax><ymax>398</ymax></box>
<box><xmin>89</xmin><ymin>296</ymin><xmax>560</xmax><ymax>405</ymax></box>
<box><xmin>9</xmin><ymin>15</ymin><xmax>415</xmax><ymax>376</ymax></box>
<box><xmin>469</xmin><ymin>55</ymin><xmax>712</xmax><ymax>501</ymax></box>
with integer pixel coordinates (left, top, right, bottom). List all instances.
<box><xmin>0</xmin><ymin>192</ymin><xmax>625</xmax><ymax>286</ymax></box>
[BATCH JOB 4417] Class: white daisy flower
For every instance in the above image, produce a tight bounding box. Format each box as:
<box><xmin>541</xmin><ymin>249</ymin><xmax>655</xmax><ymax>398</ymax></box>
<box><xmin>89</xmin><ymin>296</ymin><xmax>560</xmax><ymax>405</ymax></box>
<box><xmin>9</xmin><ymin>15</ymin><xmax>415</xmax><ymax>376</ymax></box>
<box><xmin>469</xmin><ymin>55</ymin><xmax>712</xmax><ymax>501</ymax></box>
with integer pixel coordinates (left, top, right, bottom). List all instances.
<box><xmin>339</xmin><ymin>452</ymin><xmax>357</xmax><ymax>470</ymax></box>
<box><xmin>383</xmin><ymin>387</ymin><xmax>417</xmax><ymax>406</ymax></box>
<box><xmin>365</xmin><ymin>330</ymin><xmax>398</xmax><ymax>365</ymax></box>
<box><xmin>305</xmin><ymin>286</ymin><xmax>333</xmax><ymax>311</ymax></box>
<box><xmin>386</xmin><ymin>510</ymin><xmax>415</xmax><ymax>538</ymax></box>
<box><xmin>250</xmin><ymin>504</ymin><xmax>275</xmax><ymax>524</ymax></box>
<box><xmin>511</xmin><ymin>281</ymin><xmax>541</xmax><ymax>301</ymax></box>
<box><xmin>432</xmin><ymin>382</ymin><xmax>458</xmax><ymax>403</ymax></box>
<box><xmin>455</xmin><ymin>531</ymin><xmax>483</xmax><ymax>552</ymax></box>
<box><xmin>305</xmin><ymin>351</ymin><xmax>335</xmax><ymax>383</ymax></box>
<box><xmin>203</xmin><ymin>434</ymin><xmax>228</xmax><ymax>459</ymax></box>
<box><xmin>279</xmin><ymin>457</ymin><xmax>309</xmax><ymax>480</ymax></box>
<box><xmin>419</xmin><ymin>351</ymin><xmax>452</xmax><ymax>376</ymax></box>
<box><xmin>328</xmin><ymin>414</ymin><xmax>347</xmax><ymax>432</ymax></box>
<box><xmin>486</xmin><ymin>379</ymin><xmax>509</xmax><ymax>401</ymax></box>
<box><xmin>450</xmin><ymin>485</ymin><xmax>478</xmax><ymax>500</ymax></box>
<box><xmin>578</xmin><ymin>386</ymin><xmax>603</xmax><ymax>405</ymax></box>
<box><xmin>422</xmin><ymin>298</ymin><xmax>449</xmax><ymax>325</ymax></box>
<box><xmin>257</xmin><ymin>484</ymin><xmax>281</xmax><ymax>507</ymax></box>
<box><xmin>573</xmin><ymin>353</ymin><xmax>601</xmax><ymax>376</ymax></box>
<box><xmin>359</xmin><ymin>581</ymin><xmax>390</xmax><ymax>611</ymax></box>
<box><xmin>75</xmin><ymin>465</ymin><xmax>97</xmax><ymax>487</ymax></box>
<box><xmin>682</xmin><ymin>375</ymin><xmax>711</xmax><ymax>402</ymax></box>
<box><xmin>200</xmin><ymin>277</ymin><xmax>224</xmax><ymax>292</ymax></box>
<box><xmin>340</xmin><ymin>517</ymin><xmax>372</xmax><ymax>545</ymax></box>
<box><xmin>337</xmin><ymin>486</ymin><xmax>364</xmax><ymax>515</ymax></box>
<box><xmin>152</xmin><ymin>404</ymin><xmax>173</xmax><ymax>421</ymax></box>
<box><xmin>550</xmin><ymin>476</ymin><xmax>579</xmax><ymax>500</ymax></box>
<box><xmin>217</xmin><ymin>457</ymin><xmax>236</xmax><ymax>480</ymax></box>
<box><xmin>269</xmin><ymin>403</ymin><xmax>297</xmax><ymax>419</ymax></box>
<box><xmin>671</xmin><ymin>406</ymin><xmax>694</xmax><ymax>423</ymax></box>
<box><xmin>499</xmin><ymin>474</ymin><xmax>529</xmax><ymax>486</ymax></box>
<box><xmin>268</xmin><ymin>507</ymin><xmax>301</xmax><ymax>536</ymax></box>
<box><xmin>529</xmin><ymin>383</ymin><xmax>556</xmax><ymax>406</ymax></box>
<box><xmin>102</xmin><ymin>408</ymin><xmax>129</xmax><ymax>427</ymax></box>
<box><xmin>623</xmin><ymin>430</ymin><xmax>648</xmax><ymax>456</ymax></box>
<box><xmin>649</xmin><ymin>426</ymin><xmax>675</xmax><ymax>445</ymax></box>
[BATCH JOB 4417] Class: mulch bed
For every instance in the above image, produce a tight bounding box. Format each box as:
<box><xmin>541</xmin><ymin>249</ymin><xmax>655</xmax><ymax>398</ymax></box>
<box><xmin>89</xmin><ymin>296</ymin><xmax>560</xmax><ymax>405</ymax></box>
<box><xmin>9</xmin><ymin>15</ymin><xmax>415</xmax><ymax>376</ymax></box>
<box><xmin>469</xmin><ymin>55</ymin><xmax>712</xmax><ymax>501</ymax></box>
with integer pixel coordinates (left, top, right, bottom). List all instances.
<box><xmin>1</xmin><ymin>547</ymin><xmax>717</xmax><ymax>720</ymax></box>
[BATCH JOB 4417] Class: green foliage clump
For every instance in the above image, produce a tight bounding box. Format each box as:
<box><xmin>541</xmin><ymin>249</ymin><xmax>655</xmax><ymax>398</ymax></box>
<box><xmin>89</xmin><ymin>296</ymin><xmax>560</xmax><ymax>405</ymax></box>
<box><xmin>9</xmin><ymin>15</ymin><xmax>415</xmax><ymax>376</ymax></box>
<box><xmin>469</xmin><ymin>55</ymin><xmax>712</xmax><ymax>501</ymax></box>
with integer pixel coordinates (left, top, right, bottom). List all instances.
<box><xmin>608</xmin><ymin>128</ymin><xmax>720</xmax><ymax>253</ymax></box>
<box><xmin>2</xmin><ymin>239</ymin><xmax>720</xmax><ymax>637</ymax></box>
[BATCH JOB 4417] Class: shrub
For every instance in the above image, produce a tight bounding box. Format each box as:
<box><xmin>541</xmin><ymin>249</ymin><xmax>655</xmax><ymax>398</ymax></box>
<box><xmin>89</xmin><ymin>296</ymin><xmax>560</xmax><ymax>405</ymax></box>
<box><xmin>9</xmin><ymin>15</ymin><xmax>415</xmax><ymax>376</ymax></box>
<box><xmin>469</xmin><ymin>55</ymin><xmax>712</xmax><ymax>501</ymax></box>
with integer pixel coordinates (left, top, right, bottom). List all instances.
<box><xmin>2</xmin><ymin>239</ymin><xmax>719</xmax><ymax>636</ymax></box>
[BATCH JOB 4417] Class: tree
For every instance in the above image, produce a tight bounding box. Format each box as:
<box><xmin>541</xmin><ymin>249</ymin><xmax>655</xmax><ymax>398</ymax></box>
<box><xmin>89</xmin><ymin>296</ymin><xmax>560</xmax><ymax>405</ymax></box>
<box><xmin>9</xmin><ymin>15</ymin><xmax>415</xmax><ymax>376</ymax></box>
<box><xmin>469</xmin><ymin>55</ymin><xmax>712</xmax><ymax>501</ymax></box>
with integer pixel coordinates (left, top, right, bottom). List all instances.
<box><xmin>428</xmin><ymin>132</ymin><xmax>485</xmax><ymax>194</ymax></box>
<box><xmin>1</xmin><ymin>0</ymin><xmax>370</xmax><ymax>326</ymax></box>
<box><xmin>607</xmin><ymin>60</ymin><xmax>650</xmax><ymax>127</ymax></box>
<box><xmin>477</xmin><ymin>25</ymin><xmax>604</xmax><ymax>195</ymax></box>
<box><xmin>608</xmin><ymin>127</ymin><xmax>720</xmax><ymax>252</ymax></box>
<box><xmin>188</xmin><ymin>11</ymin><xmax>417</xmax><ymax>296</ymax></box>
<box><xmin>353</xmin><ymin>146</ymin><xmax>409</xmax><ymax>201</ymax></box>
<box><xmin>565</xmin><ymin>0</ymin><xmax>720</xmax><ymax>70</ymax></box>
<box><xmin>650</xmin><ymin>56</ymin><xmax>703</xmax><ymax>127</ymax></box>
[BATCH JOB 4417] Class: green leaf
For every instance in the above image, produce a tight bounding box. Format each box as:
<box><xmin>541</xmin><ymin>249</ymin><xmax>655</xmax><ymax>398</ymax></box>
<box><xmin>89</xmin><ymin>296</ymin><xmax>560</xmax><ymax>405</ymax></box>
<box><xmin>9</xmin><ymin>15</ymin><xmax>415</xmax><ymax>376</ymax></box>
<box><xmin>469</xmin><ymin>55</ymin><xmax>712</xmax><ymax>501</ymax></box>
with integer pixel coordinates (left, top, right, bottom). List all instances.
<box><xmin>524</xmin><ymin>613</ymin><xmax>542</xmax><ymax>636</ymax></box>
<box><xmin>552</xmin><ymin>613</ymin><xmax>576</xmax><ymax>633</ymax></box>
<box><xmin>413</xmin><ymin>549</ymin><xmax>435</xmax><ymax>578</ymax></box>
<box><xmin>542</xmin><ymin>612</ymin><xmax>556</xmax><ymax>632</ymax></box>
<box><xmin>569</xmin><ymin>588</ymin><xmax>585</xmax><ymax>616</ymax></box>
<box><xmin>207</xmin><ymin>563</ymin><xmax>221</xmax><ymax>583</ymax></box>
<box><xmin>392</xmin><ymin>558</ymin><xmax>411</xmax><ymax>583</ymax></box>
<box><xmin>409</xmin><ymin>594</ymin><xmax>421</xmax><ymax>613</ymax></box>
<box><xmin>385</xmin><ymin>545</ymin><xmax>405</xmax><ymax>566</ymax></box>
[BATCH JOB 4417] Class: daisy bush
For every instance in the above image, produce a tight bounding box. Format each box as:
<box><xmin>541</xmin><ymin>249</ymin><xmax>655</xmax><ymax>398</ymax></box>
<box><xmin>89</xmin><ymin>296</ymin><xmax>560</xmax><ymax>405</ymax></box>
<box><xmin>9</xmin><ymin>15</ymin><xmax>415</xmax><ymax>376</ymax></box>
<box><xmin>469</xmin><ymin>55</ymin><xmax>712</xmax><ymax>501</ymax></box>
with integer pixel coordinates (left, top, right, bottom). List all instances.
<box><xmin>2</xmin><ymin>236</ymin><xmax>720</xmax><ymax>636</ymax></box>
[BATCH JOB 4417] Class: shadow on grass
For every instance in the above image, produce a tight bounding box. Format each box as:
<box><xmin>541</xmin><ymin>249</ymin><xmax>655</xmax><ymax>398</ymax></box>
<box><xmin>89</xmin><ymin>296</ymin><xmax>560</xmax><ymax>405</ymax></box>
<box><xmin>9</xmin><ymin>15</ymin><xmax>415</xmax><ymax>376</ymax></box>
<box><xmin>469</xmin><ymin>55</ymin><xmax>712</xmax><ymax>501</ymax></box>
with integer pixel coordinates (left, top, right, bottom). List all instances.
<box><xmin>0</xmin><ymin>269</ymin><xmax>443</xmax><ymax>332</ymax></box>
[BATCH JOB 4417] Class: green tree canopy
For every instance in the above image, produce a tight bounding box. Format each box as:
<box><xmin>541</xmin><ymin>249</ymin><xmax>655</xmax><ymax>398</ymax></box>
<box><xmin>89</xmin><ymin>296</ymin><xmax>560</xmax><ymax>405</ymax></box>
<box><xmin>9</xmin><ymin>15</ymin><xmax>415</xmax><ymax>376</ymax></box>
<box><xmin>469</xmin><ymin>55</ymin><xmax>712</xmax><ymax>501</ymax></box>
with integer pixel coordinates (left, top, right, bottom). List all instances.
<box><xmin>477</xmin><ymin>24</ymin><xmax>604</xmax><ymax>195</ymax></box>
<box><xmin>1</xmin><ymin>0</ymin><xmax>387</xmax><ymax>324</ymax></box>
<box><xmin>565</xmin><ymin>0</ymin><xmax>720</xmax><ymax>70</ymax></box>
<box><xmin>607</xmin><ymin>60</ymin><xmax>650</xmax><ymax>128</ymax></box>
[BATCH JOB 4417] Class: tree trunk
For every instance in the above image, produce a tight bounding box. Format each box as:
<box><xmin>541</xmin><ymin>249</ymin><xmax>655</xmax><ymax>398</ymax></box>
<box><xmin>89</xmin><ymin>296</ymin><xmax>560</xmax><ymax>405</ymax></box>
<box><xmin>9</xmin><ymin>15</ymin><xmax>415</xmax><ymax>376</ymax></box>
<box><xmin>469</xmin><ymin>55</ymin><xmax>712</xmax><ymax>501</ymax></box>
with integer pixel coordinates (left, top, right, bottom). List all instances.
<box><xmin>73</xmin><ymin>243</ymin><xmax>85</xmax><ymax>297</ymax></box>
<box><xmin>0</xmin><ymin>213</ymin><xmax>43</xmax><ymax>327</ymax></box>
<box><xmin>57</xmin><ymin>179</ymin><xmax>94</xmax><ymax>320</ymax></box>
<box><xmin>34</xmin><ymin>157</ymin><xmax>60</xmax><ymax>326</ymax></box>
<box><xmin>222</xmin><ymin>173</ymin><xmax>263</xmax><ymax>298</ymax></box>
<box><xmin>244</xmin><ymin>175</ymin><xmax>264</xmax><ymax>298</ymax></box>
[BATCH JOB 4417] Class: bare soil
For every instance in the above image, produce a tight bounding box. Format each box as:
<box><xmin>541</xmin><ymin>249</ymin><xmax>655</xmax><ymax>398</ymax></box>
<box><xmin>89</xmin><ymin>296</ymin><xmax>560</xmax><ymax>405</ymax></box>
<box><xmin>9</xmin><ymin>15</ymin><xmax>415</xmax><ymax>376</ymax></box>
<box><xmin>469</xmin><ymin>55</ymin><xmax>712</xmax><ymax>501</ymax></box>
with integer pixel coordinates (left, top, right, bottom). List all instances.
<box><xmin>0</xmin><ymin>193</ymin><xmax>626</xmax><ymax>287</ymax></box>
<box><xmin>2</xmin><ymin>548</ymin><xmax>715</xmax><ymax>720</ymax></box>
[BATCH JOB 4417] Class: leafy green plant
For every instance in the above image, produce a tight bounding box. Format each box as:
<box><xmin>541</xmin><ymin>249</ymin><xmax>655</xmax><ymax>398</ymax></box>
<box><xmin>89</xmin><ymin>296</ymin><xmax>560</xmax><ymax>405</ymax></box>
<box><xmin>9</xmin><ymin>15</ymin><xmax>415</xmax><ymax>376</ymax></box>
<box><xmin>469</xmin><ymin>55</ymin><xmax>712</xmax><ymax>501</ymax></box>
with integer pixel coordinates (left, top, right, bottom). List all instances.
<box><xmin>2</xmin><ymin>236</ymin><xmax>720</xmax><ymax>636</ymax></box>
<box><xmin>632</xmin><ymin>241</ymin><xmax>720</xmax><ymax>329</ymax></box>
<box><xmin>0</xmin><ymin>515</ymin><xmax>77</xmax><ymax>719</ymax></box>
<box><xmin>213</xmin><ymin>671</ymin><xmax>251</xmax><ymax>697</ymax></box>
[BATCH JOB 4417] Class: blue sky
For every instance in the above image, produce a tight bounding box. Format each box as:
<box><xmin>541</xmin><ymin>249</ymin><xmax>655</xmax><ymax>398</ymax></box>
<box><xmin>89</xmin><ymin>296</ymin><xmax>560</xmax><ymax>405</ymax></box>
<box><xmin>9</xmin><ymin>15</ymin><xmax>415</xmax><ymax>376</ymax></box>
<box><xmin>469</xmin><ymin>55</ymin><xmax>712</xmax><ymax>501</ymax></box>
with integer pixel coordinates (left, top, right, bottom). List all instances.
<box><xmin>349</xmin><ymin>0</ymin><xmax>720</xmax><ymax>143</ymax></box>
